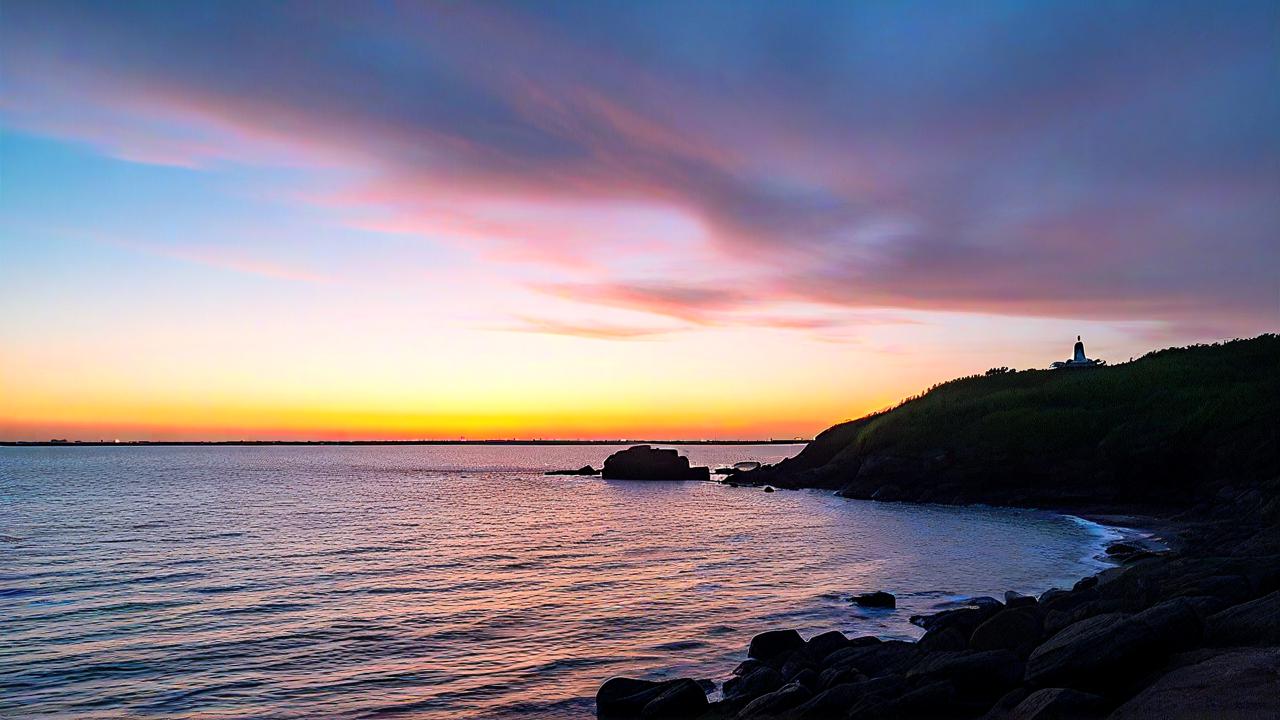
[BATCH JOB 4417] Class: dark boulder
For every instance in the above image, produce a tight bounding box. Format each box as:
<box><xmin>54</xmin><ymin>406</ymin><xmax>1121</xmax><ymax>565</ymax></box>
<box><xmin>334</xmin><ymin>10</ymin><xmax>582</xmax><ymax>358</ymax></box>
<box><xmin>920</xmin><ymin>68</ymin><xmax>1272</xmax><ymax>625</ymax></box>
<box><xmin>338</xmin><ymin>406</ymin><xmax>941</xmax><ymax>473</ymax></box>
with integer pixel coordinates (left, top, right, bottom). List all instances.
<box><xmin>747</xmin><ymin>629</ymin><xmax>805</xmax><ymax>662</ymax></box>
<box><xmin>597</xmin><ymin>677</ymin><xmax>708</xmax><ymax>719</ymax></box>
<box><xmin>804</xmin><ymin>630</ymin><xmax>850</xmax><ymax>660</ymax></box>
<box><xmin>906</xmin><ymin>649</ymin><xmax>1023</xmax><ymax>701</ymax></box>
<box><xmin>823</xmin><ymin>640</ymin><xmax>921</xmax><ymax>678</ymax></box>
<box><xmin>790</xmin><ymin>676</ymin><xmax>907</xmax><ymax>720</ymax></box>
<box><xmin>1005</xmin><ymin>590</ymin><xmax>1037</xmax><ymax>608</ymax></box>
<box><xmin>1105</xmin><ymin>543</ymin><xmax>1141</xmax><ymax>557</ymax></box>
<box><xmin>1025</xmin><ymin>598</ymin><xmax>1201</xmax><ymax>689</ymax></box>
<box><xmin>1041</xmin><ymin>588</ymin><xmax>1097</xmax><ymax>615</ymax></box>
<box><xmin>637</xmin><ymin>678</ymin><xmax>708</xmax><ymax>719</ymax></box>
<box><xmin>1204</xmin><ymin>590</ymin><xmax>1280</xmax><ymax>646</ymax></box>
<box><xmin>601</xmin><ymin>446</ymin><xmax>710</xmax><ymax>481</ymax></box>
<box><xmin>1039</xmin><ymin>589</ymin><xmax>1069</xmax><ymax>604</ymax></box>
<box><xmin>778</xmin><ymin>654</ymin><xmax>817</xmax><ymax>681</ymax></box>
<box><xmin>733</xmin><ymin>681</ymin><xmax>811</xmax><ymax>719</ymax></box>
<box><xmin>851</xmin><ymin>591</ymin><xmax>896</xmax><ymax>608</ymax></box>
<box><xmin>912</xmin><ymin>603</ymin><xmax>1003</xmax><ymax>639</ymax></box>
<box><xmin>849</xmin><ymin>679</ymin><xmax>959</xmax><ymax>720</ymax></box>
<box><xmin>791</xmin><ymin>668</ymin><xmax>820</xmax><ymax>692</ymax></box>
<box><xmin>1107</xmin><ymin>648</ymin><xmax>1280</xmax><ymax>719</ymax></box>
<box><xmin>763</xmin><ymin>486</ymin><xmax>775</xmax><ymax>492</ymax></box>
<box><xmin>597</xmin><ymin>678</ymin><xmax>664</xmax><ymax>717</ymax></box>
<box><xmin>919</xmin><ymin>626</ymin><xmax>969</xmax><ymax>652</ymax></box>
<box><xmin>723</xmin><ymin>665</ymin><xmax>785</xmax><ymax>707</ymax></box>
<box><xmin>983</xmin><ymin>688</ymin><xmax>1033</xmax><ymax>719</ymax></box>
<box><xmin>970</xmin><ymin>607</ymin><xmax>1045</xmax><ymax>656</ymax></box>
<box><xmin>1007</xmin><ymin>687</ymin><xmax>1105</xmax><ymax>720</ymax></box>
<box><xmin>1073</xmin><ymin>576</ymin><xmax>1098</xmax><ymax>592</ymax></box>
<box><xmin>816</xmin><ymin>666</ymin><xmax>863</xmax><ymax>690</ymax></box>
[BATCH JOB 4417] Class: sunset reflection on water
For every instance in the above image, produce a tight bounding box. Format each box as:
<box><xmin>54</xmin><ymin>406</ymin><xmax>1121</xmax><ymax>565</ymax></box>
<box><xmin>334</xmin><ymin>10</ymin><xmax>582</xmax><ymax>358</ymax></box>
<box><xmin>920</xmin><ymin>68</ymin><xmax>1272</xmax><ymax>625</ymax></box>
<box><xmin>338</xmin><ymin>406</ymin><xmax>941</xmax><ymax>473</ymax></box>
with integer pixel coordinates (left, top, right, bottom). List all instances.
<box><xmin>1</xmin><ymin>445</ymin><xmax>1116</xmax><ymax>718</ymax></box>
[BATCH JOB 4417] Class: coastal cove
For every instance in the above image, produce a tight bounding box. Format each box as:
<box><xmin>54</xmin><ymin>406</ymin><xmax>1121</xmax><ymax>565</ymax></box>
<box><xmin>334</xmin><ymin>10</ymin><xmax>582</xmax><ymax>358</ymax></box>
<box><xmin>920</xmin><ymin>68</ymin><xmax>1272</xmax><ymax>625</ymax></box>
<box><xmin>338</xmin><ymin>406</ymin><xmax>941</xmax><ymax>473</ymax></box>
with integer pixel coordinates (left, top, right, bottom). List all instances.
<box><xmin>1</xmin><ymin>444</ymin><xmax>1124</xmax><ymax>719</ymax></box>
<box><xmin>609</xmin><ymin>338</ymin><xmax>1279</xmax><ymax>719</ymax></box>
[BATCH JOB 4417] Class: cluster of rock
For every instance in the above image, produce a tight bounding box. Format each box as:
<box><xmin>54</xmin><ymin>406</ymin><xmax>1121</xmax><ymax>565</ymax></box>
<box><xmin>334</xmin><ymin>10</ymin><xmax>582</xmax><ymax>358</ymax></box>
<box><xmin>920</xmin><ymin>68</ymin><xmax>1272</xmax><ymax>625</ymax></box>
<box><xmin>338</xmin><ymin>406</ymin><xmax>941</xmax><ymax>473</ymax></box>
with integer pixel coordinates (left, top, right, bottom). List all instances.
<box><xmin>597</xmin><ymin>527</ymin><xmax>1280</xmax><ymax>719</ymax></box>
<box><xmin>602</xmin><ymin>445</ymin><xmax>711</xmax><ymax>481</ymax></box>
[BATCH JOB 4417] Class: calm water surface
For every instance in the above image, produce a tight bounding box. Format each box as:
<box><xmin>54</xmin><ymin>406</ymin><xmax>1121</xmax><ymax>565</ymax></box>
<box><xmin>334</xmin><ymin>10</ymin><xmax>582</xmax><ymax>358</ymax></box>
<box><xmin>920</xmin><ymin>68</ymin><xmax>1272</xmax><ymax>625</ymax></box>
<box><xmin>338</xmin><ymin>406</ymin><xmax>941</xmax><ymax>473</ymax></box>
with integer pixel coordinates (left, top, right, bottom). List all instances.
<box><xmin>1</xmin><ymin>445</ymin><xmax>1118</xmax><ymax>718</ymax></box>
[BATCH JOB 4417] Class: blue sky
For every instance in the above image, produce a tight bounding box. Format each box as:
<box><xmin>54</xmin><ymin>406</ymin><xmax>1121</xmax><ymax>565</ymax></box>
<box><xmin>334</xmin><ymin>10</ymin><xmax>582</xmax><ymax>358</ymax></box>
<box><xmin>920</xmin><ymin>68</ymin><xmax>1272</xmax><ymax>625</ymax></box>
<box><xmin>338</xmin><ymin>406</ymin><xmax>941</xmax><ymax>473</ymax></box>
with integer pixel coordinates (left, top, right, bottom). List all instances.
<box><xmin>1</xmin><ymin>1</ymin><xmax>1276</xmax><ymax>439</ymax></box>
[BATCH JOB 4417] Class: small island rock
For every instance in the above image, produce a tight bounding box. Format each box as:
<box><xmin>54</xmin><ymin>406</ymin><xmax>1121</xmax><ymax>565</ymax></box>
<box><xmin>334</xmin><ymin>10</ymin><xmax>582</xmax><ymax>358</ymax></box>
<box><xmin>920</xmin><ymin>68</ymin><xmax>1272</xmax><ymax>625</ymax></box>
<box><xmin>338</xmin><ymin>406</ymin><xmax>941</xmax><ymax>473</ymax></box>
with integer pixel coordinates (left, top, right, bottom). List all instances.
<box><xmin>601</xmin><ymin>446</ymin><xmax>710</xmax><ymax>481</ymax></box>
<box><xmin>852</xmin><ymin>591</ymin><xmax>896</xmax><ymax>608</ymax></box>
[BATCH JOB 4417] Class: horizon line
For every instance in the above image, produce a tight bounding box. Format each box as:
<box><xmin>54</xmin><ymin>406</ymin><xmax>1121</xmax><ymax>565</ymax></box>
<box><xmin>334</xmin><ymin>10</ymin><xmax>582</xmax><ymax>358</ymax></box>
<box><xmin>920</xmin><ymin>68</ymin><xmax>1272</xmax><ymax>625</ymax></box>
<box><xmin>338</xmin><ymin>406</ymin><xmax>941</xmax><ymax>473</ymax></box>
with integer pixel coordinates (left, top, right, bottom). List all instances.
<box><xmin>1</xmin><ymin>438</ymin><xmax>812</xmax><ymax>447</ymax></box>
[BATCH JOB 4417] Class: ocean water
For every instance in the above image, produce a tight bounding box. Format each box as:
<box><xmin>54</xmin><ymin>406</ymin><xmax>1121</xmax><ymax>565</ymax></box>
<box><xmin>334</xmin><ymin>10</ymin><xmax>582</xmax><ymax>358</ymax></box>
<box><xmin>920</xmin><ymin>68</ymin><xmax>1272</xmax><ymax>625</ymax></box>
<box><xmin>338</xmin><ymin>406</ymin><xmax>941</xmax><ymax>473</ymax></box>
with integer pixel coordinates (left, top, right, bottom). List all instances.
<box><xmin>0</xmin><ymin>445</ymin><xmax>1119</xmax><ymax>719</ymax></box>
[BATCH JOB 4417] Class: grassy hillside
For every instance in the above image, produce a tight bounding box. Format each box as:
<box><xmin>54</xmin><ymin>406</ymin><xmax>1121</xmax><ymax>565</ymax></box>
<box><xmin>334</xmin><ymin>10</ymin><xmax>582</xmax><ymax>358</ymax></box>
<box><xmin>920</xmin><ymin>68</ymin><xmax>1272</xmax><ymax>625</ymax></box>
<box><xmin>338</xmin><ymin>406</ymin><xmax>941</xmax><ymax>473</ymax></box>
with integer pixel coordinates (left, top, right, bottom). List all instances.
<box><xmin>754</xmin><ymin>335</ymin><xmax>1280</xmax><ymax>511</ymax></box>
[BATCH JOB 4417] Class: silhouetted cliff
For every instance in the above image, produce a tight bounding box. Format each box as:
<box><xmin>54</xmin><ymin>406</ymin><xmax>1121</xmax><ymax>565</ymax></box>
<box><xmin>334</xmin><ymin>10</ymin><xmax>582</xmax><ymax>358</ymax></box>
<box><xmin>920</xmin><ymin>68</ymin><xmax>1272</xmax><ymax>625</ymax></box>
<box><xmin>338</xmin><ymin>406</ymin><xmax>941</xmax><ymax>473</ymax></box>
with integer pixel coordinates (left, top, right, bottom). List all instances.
<box><xmin>744</xmin><ymin>335</ymin><xmax>1280</xmax><ymax>514</ymax></box>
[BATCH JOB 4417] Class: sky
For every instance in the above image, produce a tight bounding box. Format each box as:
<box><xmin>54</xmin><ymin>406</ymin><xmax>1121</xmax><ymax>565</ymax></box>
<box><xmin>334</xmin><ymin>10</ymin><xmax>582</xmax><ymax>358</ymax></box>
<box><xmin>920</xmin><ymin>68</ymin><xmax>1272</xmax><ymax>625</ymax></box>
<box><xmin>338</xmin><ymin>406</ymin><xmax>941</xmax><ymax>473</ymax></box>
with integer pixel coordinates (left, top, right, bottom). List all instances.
<box><xmin>1</xmin><ymin>1</ymin><xmax>1277</xmax><ymax>441</ymax></box>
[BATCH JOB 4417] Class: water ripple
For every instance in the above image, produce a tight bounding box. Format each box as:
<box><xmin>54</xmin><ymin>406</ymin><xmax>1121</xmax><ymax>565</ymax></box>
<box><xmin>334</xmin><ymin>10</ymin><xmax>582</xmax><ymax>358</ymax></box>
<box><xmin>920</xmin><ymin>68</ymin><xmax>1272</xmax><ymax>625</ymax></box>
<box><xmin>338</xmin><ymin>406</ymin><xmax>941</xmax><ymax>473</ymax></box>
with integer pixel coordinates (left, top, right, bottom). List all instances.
<box><xmin>0</xmin><ymin>444</ymin><xmax>1117</xmax><ymax>719</ymax></box>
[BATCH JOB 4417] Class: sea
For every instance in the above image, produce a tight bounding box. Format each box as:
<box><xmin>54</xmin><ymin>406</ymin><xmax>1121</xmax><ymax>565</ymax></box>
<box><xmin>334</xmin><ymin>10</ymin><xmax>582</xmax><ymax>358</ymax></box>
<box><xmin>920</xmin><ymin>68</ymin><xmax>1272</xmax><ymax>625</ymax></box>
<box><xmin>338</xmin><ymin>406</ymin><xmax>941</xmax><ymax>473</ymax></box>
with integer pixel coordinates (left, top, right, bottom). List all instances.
<box><xmin>0</xmin><ymin>445</ymin><xmax>1121</xmax><ymax>718</ymax></box>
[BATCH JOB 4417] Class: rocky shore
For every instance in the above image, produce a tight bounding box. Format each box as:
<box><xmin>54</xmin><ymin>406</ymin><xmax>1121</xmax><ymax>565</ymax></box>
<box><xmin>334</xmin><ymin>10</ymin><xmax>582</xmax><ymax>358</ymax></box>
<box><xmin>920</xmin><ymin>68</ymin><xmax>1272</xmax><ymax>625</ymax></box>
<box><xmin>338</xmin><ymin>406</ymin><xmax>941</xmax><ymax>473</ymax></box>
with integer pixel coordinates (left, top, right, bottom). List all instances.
<box><xmin>595</xmin><ymin>337</ymin><xmax>1280</xmax><ymax>718</ymax></box>
<box><xmin>597</xmin><ymin>501</ymin><xmax>1279</xmax><ymax>719</ymax></box>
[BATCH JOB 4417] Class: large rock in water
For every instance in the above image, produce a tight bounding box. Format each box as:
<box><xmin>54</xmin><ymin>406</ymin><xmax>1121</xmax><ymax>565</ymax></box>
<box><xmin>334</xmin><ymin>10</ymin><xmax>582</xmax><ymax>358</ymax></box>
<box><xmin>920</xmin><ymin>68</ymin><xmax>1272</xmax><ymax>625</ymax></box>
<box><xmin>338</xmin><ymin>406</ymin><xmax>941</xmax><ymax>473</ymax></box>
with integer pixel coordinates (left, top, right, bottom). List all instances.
<box><xmin>602</xmin><ymin>445</ymin><xmax>711</xmax><ymax>480</ymax></box>
<box><xmin>596</xmin><ymin>677</ymin><xmax>708</xmax><ymax>719</ymax></box>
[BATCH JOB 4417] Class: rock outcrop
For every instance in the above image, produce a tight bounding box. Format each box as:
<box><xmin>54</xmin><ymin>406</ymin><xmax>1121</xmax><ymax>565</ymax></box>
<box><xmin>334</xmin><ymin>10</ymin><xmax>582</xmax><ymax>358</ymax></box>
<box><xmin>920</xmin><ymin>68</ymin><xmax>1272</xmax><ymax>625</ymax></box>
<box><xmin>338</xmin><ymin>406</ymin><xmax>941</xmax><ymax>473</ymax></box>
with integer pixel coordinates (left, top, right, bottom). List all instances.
<box><xmin>601</xmin><ymin>446</ymin><xmax>711</xmax><ymax>481</ymax></box>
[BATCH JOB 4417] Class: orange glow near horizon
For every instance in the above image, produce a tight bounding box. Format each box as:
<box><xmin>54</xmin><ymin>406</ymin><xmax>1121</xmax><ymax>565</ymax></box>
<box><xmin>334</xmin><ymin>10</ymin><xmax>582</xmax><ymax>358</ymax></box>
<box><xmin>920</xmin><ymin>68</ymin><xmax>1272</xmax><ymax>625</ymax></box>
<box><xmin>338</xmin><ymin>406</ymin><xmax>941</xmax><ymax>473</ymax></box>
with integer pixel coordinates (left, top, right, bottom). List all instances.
<box><xmin>0</xmin><ymin>309</ymin><xmax>1209</xmax><ymax>442</ymax></box>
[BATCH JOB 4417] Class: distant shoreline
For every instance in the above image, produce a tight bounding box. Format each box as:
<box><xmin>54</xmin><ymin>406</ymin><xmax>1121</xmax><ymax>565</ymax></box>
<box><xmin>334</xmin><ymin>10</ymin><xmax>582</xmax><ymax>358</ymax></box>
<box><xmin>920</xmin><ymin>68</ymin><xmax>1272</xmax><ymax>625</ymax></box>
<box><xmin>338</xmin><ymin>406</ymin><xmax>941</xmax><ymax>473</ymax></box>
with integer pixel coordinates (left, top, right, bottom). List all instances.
<box><xmin>0</xmin><ymin>439</ymin><xmax>810</xmax><ymax>447</ymax></box>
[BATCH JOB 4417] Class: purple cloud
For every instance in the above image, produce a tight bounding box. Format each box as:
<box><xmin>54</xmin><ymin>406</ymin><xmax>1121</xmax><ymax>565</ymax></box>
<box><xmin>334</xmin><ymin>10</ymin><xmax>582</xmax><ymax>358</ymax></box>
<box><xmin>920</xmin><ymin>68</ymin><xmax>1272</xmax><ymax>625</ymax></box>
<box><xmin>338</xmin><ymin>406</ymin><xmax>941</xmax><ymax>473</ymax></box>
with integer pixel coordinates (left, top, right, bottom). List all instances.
<box><xmin>2</xmin><ymin>1</ymin><xmax>1275</xmax><ymax>337</ymax></box>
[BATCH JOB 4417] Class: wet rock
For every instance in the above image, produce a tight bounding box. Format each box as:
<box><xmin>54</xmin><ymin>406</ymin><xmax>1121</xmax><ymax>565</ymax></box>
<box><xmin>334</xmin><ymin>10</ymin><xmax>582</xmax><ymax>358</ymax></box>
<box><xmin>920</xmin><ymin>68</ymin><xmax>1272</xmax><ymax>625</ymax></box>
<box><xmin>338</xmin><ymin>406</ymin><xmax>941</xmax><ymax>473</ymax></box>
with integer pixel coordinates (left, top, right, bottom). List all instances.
<box><xmin>733</xmin><ymin>681</ymin><xmax>810</xmax><ymax>719</ymax></box>
<box><xmin>1039</xmin><ymin>589</ymin><xmax>1069</xmax><ymax>605</ymax></box>
<box><xmin>637</xmin><ymin>678</ymin><xmax>708</xmax><ymax>719</ymax></box>
<box><xmin>1204</xmin><ymin>590</ymin><xmax>1280</xmax><ymax>646</ymax></box>
<box><xmin>763</xmin><ymin>486</ymin><xmax>775</xmax><ymax>492</ymax></box>
<box><xmin>747</xmin><ymin>629</ymin><xmax>805</xmax><ymax>662</ymax></box>
<box><xmin>970</xmin><ymin>607</ymin><xmax>1045</xmax><ymax>656</ymax></box>
<box><xmin>1008</xmin><ymin>688</ymin><xmax>1104</xmax><ymax>720</ymax></box>
<box><xmin>544</xmin><ymin>465</ymin><xmax>597</xmax><ymax>475</ymax></box>
<box><xmin>597</xmin><ymin>677</ymin><xmax>707</xmax><ymax>719</ymax></box>
<box><xmin>601</xmin><ymin>446</ymin><xmax>710</xmax><ymax>481</ymax></box>
<box><xmin>1107</xmin><ymin>648</ymin><xmax>1280</xmax><ymax>720</ymax></box>
<box><xmin>912</xmin><ymin>603</ymin><xmax>1003</xmax><ymax>640</ymax></box>
<box><xmin>851</xmin><ymin>591</ymin><xmax>896</xmax><ymax>608</ymax></box>
<box><xmin>1005</xmin><ymin>590</ymin><xmax>1037</xmax><ymax>608</ymax></box>
<box><xmin>1105</xmin><ymin>543</ymin><xmax>1141</xmax><ymax>557</ymax></box>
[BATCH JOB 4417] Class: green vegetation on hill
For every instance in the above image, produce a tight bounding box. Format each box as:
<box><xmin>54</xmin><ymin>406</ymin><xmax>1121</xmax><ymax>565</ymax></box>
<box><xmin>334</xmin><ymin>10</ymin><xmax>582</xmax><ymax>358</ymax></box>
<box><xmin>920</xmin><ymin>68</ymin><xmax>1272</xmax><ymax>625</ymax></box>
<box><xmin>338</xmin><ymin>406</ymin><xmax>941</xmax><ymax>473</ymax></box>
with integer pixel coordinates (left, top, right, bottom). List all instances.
<box><xmin>758</xmin><ymin>335</ymin><xmax>1280</xmax><ymax>510</ymax></box>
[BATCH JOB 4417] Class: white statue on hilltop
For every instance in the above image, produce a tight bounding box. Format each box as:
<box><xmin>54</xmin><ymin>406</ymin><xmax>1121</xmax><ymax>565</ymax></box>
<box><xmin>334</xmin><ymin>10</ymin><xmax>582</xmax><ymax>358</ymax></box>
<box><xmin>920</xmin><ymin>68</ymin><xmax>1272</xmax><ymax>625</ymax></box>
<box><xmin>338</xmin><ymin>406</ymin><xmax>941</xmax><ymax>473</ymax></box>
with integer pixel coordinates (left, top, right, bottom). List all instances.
<box><xmin>1052</xmin><ymin>336</ymin><xmax>1105</xmax><ymax>369</ymax></box>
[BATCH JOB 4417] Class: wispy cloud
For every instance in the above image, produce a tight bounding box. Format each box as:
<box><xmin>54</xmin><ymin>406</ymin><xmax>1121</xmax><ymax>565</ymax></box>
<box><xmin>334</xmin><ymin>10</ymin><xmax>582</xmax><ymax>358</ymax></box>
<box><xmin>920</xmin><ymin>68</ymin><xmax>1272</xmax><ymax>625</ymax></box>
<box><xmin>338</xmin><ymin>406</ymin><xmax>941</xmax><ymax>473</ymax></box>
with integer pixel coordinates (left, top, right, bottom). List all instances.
<box><xmin>2</xmin><ymin>1</ymin><xmax>1275</xmax><ymax>334</ymax></box>
<box><xmin>99</xmin><ymin>236</ymin><xmax>329</xmax><ymax>284</ymax></box>
<box><xmin>501</xmin><ymin>315</ymin><xmax>679</xmax><ymax>340</ymax></box>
